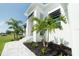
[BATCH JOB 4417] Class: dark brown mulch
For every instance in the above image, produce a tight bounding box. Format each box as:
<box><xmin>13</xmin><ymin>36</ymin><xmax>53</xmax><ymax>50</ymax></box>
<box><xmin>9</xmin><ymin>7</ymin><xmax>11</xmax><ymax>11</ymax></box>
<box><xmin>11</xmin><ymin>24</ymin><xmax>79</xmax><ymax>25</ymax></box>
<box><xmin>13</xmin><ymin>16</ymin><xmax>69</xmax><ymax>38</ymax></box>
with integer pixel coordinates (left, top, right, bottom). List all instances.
<box><xmin>23</xmin><ymin>42</ymin><xmax>72</xmax><ymax>56</ymax></box>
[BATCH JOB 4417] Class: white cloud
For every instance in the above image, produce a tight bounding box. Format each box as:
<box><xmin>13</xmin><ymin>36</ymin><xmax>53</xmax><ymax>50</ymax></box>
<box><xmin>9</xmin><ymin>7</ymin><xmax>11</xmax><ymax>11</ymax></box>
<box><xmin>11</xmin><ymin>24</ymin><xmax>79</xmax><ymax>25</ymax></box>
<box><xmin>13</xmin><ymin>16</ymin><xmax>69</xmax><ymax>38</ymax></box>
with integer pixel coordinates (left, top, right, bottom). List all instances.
<box><xmin>0</xmin><ymin>19</ymin><xmax>9</xmax><ymax>33</ymax></box>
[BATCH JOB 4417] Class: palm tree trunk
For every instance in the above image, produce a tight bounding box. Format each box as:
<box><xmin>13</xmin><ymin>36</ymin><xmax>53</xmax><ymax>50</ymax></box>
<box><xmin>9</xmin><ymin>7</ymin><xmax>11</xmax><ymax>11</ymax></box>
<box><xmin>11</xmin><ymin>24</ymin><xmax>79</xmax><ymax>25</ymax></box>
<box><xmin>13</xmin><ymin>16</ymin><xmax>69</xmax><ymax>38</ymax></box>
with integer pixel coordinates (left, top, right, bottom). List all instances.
<box><xmin>42</xmin><ymin>39</ymin><xmax>46</xmax><ymax>47</ymax></box>
<box><xmin>13</xmin><ymin>33</ymin><xmax>16</xmax><ymax>40</ymax></box>
<box><xmin>41</xmin><ymin>32</ymin><xmax>46</xmax><ymax>47</ymax></box>
<box><xmin>46</xmin><ymin>30</ymin><xmax>49</xmax><ymax>47</ymax></box>
<box><xmin>16</xmin><ymin>34</ymin><xmax>18</xmax><ymax>40</ymax></box>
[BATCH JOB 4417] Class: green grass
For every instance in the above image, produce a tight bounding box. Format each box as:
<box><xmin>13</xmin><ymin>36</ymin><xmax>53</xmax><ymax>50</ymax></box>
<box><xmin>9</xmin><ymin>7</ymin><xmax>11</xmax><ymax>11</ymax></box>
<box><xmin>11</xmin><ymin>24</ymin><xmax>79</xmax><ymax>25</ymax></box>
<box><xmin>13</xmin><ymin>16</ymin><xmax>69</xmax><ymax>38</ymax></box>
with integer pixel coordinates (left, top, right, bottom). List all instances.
<box><xmin>0</xmin><ymin>34</ymin><xmax>13</xmax><ymax>55</ymax></box>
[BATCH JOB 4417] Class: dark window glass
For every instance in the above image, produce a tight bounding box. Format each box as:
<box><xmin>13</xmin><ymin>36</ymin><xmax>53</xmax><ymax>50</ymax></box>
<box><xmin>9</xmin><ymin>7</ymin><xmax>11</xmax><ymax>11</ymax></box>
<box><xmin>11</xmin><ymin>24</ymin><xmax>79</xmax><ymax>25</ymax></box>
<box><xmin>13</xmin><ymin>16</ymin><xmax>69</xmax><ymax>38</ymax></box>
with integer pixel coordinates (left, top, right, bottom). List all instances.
<box><xmin>49</xmin><ymin>9</ymin><xmax>61</xmax><ymax>19</ymax></box>
<box><xmin>49</xmin><ymin>9</ymin><xmax>62</xmax><ymax>29</ymax></box>
<box><xmin>28</xmin><ymin>12</ymin><xmax>34</xmax><ymax>18</ymax></box>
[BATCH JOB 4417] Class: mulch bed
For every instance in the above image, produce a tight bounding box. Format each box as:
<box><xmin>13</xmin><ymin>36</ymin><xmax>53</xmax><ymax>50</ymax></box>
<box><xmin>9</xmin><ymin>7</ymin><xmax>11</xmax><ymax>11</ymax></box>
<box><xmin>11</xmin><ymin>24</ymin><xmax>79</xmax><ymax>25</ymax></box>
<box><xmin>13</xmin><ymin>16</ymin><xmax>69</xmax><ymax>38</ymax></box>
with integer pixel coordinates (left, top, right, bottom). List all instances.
<box><xmin>24</xmin><ymin>42</ymin><xmax>72</xmax><ymax>56</ymax></box>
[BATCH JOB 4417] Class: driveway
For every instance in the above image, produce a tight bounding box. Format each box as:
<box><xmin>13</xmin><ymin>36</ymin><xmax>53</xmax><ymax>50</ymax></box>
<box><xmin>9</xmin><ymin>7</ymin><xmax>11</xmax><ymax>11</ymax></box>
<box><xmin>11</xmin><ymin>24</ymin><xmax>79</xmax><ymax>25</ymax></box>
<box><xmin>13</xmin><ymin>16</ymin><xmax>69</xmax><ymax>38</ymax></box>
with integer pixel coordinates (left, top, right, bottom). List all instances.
<box><xmin>1</xmin><ymin>38</ymin><xmax>35</xmax><ymax>56</ymax></box>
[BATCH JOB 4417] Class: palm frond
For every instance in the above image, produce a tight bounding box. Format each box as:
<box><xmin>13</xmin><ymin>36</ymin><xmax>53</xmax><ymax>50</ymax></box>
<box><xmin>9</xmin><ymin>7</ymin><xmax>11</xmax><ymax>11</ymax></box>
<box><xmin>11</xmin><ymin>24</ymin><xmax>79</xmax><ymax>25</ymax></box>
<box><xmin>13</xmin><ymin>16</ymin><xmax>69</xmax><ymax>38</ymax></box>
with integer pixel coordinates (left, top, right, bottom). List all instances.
<box><xmin>59</xmin><ymin>16</ymin><xmax>67</xmax><ymax>24</ymax></box>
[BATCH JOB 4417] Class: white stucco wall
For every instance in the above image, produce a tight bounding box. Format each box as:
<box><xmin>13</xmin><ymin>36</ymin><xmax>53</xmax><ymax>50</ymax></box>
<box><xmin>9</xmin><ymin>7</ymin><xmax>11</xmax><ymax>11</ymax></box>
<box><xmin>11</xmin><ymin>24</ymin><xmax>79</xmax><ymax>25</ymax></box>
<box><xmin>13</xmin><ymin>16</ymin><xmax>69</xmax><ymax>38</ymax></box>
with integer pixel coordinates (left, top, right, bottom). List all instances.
<box><xmin>25</xmin><ymin>4</ymin><xmax>72</xmax><ymax>47</ymax></box>
<box><xmin>33</xmin><ymin>9</ymin><xmax>42</xmax><ymax>42</ymax></box>
<box><xmin>46</xmin><ymin>4</ymin><xmax>71</xmax><ymax>47</ymax></box>
<box><xmin>68</xmin><ymin>4</ymin><xmax>79</xmax><ymax>56</ymax></box>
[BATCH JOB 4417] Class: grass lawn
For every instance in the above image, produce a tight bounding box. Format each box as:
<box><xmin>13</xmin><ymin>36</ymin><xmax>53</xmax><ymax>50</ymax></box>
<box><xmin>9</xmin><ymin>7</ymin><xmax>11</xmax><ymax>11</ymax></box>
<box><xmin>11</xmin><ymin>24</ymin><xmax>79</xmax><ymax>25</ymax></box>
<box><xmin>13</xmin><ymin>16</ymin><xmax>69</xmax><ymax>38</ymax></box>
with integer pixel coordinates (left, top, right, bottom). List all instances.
<box><xmin>0</xmin><ymin>34</ymin><xmax>13</xmax><ymax>55</ymax></box>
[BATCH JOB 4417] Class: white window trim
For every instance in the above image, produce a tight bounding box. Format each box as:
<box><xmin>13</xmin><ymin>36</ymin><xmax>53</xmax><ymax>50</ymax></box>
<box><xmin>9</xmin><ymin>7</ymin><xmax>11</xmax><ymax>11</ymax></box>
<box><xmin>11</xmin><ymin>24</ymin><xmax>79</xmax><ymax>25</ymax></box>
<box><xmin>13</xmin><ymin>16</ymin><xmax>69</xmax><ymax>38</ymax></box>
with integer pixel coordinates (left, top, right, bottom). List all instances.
<box><xmin>28</xmin><ymin>8</ymin><xmax>35</xmax><ymax>17</ymax></box>
<box><xmin>48</xmin><ymin>5</ymin><xmax>65</xmax><ymax>16</ymax></box>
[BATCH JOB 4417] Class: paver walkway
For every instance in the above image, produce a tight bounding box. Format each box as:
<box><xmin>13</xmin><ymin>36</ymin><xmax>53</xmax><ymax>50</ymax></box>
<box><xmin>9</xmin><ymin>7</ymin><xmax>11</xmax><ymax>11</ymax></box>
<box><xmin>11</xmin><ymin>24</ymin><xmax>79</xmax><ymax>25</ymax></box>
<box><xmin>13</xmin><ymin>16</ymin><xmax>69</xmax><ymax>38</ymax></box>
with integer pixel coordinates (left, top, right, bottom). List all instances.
<box><xmin>1</xmin><ymin>38</ymin><xmax>35</xmax><ymax>56</ymax></box>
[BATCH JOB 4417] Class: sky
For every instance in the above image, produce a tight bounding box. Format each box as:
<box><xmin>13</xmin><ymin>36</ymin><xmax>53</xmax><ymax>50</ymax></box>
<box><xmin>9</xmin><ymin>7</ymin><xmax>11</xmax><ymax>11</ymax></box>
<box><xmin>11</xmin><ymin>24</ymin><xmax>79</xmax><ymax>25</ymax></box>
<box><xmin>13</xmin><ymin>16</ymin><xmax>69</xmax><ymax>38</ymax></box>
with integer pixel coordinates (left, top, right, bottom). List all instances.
<box><xmin>0</xmin><ymin>3</ymin><xmax>30</xmax><ymax>33</ymax></box>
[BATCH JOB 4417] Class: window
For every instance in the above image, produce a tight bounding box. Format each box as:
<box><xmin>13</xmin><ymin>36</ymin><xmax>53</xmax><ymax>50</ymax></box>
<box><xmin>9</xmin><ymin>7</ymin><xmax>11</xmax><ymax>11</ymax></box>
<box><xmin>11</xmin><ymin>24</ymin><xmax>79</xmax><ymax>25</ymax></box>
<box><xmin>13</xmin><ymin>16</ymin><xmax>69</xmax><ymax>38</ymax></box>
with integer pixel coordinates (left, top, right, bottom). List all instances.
<box><xmin>42</xmin><ymin>3</ymin><xmax>47</xmax><ymax>5</ymax></box>
<box><xmin>28</xmin><ymin>12</ymin><xmax>34</xmax><ymax>18</ymax></box>
<box><xmin>49</xmin><ymin>9</ymin><xmax>62</xmax><ymax>29</ymax></box>
<box><xmin>49</xmin><ymin>9</ymin><xmax>61</xmax><ymax>19</ymax></box>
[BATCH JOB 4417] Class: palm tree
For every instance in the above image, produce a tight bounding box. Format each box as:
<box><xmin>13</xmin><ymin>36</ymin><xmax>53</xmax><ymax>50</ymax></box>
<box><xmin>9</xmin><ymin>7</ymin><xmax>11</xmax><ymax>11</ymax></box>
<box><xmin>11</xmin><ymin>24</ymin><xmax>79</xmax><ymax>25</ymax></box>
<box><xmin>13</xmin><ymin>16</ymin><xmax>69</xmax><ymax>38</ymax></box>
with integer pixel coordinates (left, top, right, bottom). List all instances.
<box><xmin>32</xmin><ymin>15</ymin><xmax>67</xmax><ymax>47</ymax></box>
<box><xmin>44</xmin><ymin>15</ymin><xmax>67</xmax><ymax>47</ymax></box>
<box><xmin>6</xmin><ymin>18</ymin><xmax>23</xmax><ymax>40</ymax></box>
<box><xmin>32</xmin><ymin>17</ymin><xmax>47</xmax><ymax>47</ymax></box>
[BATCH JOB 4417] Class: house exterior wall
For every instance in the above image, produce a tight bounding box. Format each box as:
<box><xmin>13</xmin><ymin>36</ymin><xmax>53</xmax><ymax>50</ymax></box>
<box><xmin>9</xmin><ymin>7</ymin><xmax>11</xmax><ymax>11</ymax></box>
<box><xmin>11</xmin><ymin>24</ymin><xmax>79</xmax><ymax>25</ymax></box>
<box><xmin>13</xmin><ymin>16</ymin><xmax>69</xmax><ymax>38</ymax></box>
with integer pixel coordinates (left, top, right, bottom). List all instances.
<box><xmin>26</xmin><ymin>7</ymin><xmax>43</xmax><ymax>42</ymax></box>
<box><xmin>25</xmin><ymin>3</ymin><xmax>79</xmax><ymax>56</ymax></box>
<box><xmin>45</xmin><ymin>4</ymin><xmax>71</xmax><ymax>48</ymax></box>
<box><xmin>68</xmin><ymin>4</ymin><xmax>79</xmax><ymax>56</ymax></box>
<box><xmin>33</xmin><ymin>9</ymin><xmax>39</xmax><ymax>42</ymax></box>
<box><xmin>25</xmin><ymin>3</ymin><xmax>71</xmax><ymax>47</ymax></box>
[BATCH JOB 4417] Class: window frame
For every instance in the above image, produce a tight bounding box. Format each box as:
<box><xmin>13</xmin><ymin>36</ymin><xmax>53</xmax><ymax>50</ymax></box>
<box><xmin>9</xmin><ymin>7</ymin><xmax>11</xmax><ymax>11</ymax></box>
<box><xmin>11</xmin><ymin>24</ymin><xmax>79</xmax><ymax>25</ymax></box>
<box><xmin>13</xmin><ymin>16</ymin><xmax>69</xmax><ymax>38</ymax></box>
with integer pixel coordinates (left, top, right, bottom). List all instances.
<box><xmin>48</xmin><ymin>5</ymin><xmax>65</xmax><ymax>16</ymax></box>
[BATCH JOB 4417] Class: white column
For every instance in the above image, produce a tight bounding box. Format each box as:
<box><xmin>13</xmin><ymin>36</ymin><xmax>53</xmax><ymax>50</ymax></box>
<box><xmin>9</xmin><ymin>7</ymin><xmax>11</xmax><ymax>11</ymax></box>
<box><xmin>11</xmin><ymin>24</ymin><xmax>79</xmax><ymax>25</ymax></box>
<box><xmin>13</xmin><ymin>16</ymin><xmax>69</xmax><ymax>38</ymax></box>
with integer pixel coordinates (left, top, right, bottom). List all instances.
<box><xmin>68</xmin><ymin>4</ymin><xmax>79</xmax><ymax>56</ymax></box>
<box><xmin>33</xmin><ymin>10</ymin><xmax>37</xmax><ymax>42</ymax></box>
<box><xmin>26</xmin><ymin>19</ymin><xmax>31</xmax><ymax>37</ymax></box>
<box><xmin>26</xmin><ymin>19</ymin><xmax>29</xmax><ymax>37</ymax></box>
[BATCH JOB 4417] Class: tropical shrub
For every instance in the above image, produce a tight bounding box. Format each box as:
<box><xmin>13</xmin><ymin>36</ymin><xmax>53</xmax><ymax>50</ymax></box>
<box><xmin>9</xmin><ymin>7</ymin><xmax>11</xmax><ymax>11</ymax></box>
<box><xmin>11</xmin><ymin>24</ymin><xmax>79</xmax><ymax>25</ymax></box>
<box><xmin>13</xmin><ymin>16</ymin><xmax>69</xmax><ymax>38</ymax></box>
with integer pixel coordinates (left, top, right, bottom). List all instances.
<box><xmin>6</xmin><ymin>18</ymin><xmax>24</xmax><ymax>40</ymax></box>
<box><xmin>40</xmin><ymin>47</ymin><xmax>47</xmax><ymax>55</ymax></box>
<box><xmin>32</xmin><ymin>15</ymin><xmax>67</xmax><ymax>47</ymax></box>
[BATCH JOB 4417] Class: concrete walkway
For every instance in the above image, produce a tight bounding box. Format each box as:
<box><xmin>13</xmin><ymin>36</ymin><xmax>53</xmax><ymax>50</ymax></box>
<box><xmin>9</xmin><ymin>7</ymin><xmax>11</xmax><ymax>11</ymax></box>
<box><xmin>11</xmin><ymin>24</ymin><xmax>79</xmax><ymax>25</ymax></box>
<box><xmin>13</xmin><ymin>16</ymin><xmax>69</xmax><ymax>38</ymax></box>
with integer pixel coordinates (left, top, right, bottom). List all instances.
<box><xmin>1</xmin><ymin>39</ymin><xmax>36</xmax><ymax>56</ymax></box>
